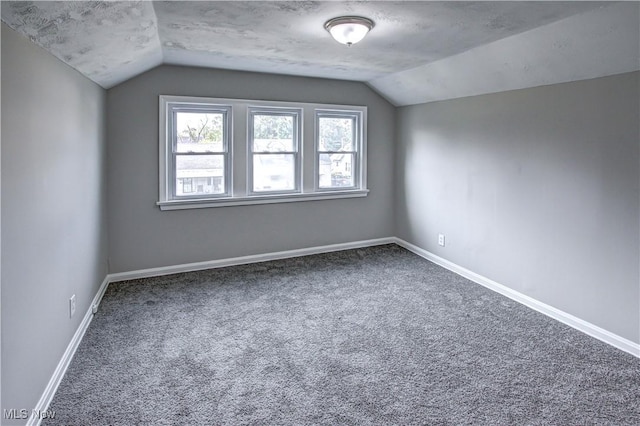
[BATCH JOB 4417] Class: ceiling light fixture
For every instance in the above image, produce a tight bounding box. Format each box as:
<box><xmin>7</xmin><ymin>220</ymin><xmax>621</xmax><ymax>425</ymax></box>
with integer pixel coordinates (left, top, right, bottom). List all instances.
<box><xmin>324</xmin><ymin>16</ymin><xmax>375</xmax><ymax>47</ymax></box>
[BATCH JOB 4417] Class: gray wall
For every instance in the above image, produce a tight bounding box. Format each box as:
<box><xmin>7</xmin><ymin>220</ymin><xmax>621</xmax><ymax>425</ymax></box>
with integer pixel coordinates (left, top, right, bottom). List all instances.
<box><xmin>396</xmin><ymin>72</ymin><xmax>640</xmax><ymax>343</ymax></box>
<box><xmin>1</xmin><ymin>23</ymin><xmax>108</xmax><ymax>423</ymax></box>
<box><xmin>2</xmin><ymin>22</ymin><xmax>637</xmax><ymax>422</ymax></box>
<box><xmin>107</xmin><ymin>65</ymin><xmax>396</xmax><ymax>273</ymax></box>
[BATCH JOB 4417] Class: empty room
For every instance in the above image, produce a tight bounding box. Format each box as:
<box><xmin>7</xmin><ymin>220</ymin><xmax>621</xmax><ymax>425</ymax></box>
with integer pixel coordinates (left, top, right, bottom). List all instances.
<box><xmin>1</xmin><ymin>1</ymin><xmax>639</xmax><ymax>424</ymax></box>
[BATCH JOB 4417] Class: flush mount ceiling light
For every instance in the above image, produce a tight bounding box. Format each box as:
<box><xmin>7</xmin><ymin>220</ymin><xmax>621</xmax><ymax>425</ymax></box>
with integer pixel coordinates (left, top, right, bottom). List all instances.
<box><xmin>324</xmin><ymin>16</ymin><xmax>375</xmax><ymax>47</ymax></box>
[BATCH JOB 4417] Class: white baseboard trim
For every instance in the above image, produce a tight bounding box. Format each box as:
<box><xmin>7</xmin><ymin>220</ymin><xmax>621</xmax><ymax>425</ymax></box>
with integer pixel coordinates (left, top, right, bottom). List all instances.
<box><xmin>28</xmin><ymin>275</ymin><xmax>110</xmax><ymax>426</ymax></box>
<box><xmin>32</xmin><ymin>237</ymin><xmax>394</xmax><ymax>424</ymax></box>
<box><xmin>32</xmin><ymin>235</ymin><xmax>638</xmax><ymax>424</ymax></box>
<box><xmin>393</xmin><ymin>237</ymin><xmax>640</xmax><ymax>359</ymax></box>
<box><xmin>108</xmin><ymin>237</ymin><xmax>396</xmax><ymax>283</ymax></box>
<box><xmin>30</xmin><ymin>237</ymin><xmax>395</xmax><ymax>424</ymax></box>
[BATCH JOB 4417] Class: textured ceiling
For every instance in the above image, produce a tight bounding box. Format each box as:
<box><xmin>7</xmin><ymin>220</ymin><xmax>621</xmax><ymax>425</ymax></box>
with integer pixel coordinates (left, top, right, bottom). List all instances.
<box><xmin>2</xmin><ymin>1</ymin><xmax>638</xmax><ymax>105</ymax></box>
<box><xmin>1</xmin><ymin>1</ymin><xmax>163</xmax><ymax>87</ymax></box>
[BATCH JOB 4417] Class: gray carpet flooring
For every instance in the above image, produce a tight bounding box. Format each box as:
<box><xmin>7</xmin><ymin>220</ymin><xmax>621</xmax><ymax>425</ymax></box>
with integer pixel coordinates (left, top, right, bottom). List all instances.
<box><xmin>45</xmin><ymin>244</ymin><xmax>639</xmax><ymax>425</ymax></box>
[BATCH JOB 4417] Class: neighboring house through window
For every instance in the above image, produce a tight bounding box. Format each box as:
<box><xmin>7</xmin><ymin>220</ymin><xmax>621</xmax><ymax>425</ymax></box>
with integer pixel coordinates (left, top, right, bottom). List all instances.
<box><xmin>249</xmin><ymin>108</ymin><xmax>302</xmax><ymax>194</ymax></box>
<box><xmin>316</xmin><ymin>110</ymin><xmax>362</xmax><ymax>190</ymax></box>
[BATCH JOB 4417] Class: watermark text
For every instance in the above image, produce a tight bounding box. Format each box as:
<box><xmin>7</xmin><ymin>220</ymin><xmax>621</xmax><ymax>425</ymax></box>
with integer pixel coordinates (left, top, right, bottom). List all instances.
<box><xmin>3</xmin><ymin>408</ymin><xmax>56</xmax><ymax>420</ymax></box>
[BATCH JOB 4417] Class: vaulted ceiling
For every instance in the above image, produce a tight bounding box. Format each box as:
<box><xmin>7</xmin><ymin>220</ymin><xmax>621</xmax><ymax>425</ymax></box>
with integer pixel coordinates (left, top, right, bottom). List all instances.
<box><xmin>2</xmin><ymin>1</ymin><xmax>639</xmax><ymax>106</ymax></box>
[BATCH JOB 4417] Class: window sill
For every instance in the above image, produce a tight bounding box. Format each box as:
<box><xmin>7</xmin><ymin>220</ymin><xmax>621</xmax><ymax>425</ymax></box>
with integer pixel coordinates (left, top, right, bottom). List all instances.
<box><xmin>157</xmin><ymin>189</ymin><xmax>369</xmax><ymax>210</ymax></box>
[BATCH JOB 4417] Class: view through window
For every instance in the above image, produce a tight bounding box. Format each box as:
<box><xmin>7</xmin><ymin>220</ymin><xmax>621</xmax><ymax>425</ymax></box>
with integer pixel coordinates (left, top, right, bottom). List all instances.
<box><xmin>250</xmin><ymin>110</ymin><xmax>300</xmax><ymax>193</ymax></box>
<box><xmin>173</xmin><ymin>110</ymin><xmax>228</xmax><ymax>197</ymax></box>
<box><xmin>159</xmin><ymin>96</ymin><xmax>367</xmax><ymax>210</ymax></box>
<box><xmin>317</xmin><ymin>112</ymin><xmax>359</xmax><ymax>190</ymax></box>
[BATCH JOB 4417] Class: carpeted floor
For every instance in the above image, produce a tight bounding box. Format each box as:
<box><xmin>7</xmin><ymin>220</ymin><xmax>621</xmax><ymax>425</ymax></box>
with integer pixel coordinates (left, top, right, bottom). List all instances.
<box><xmin>45</xmin><ymin>244</ymin><xmax>639</xmax><ymax>425</ymax></box>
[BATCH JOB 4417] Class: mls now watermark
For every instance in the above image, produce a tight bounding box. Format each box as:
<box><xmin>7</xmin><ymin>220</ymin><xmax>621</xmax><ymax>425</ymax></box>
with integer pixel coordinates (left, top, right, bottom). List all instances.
<box><xmin>4</xmin><ymin>408</ymin><xmax>56</xmax><ymax>420</ymax></box>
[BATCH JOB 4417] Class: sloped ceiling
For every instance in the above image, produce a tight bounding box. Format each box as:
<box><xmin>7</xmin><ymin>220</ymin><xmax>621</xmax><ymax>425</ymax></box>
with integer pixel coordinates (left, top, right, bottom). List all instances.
<box><xmin>2</xmin><ymin>1</ymin><xmax>638</xmax><ymax>106</ymax></box>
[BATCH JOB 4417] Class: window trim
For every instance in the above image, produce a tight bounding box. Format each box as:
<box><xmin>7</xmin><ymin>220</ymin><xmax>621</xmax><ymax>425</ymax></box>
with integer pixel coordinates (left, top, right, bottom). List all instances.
<box><xmin>158</xmin><ymin>95</ymin><xmax>368</xmax><ymax>210</ymax></box>
<box><xmin>315</xmin><ymin>109</ymin><xmax>364</xmax><ymax>192</ymax></box>
<box><xmin>157</xmin><ymin>189</ymin><xmax>369</xmax><ymax>210</ymax></box>
<box><xmin>247</xmin><ymin>107</ymin><xmax>302</xmax><ymax>195</ymax></box>
<box><xmin>159</xmin><ymin>97</ymin><xmax>232</xmax><ymax>203</ymax></box>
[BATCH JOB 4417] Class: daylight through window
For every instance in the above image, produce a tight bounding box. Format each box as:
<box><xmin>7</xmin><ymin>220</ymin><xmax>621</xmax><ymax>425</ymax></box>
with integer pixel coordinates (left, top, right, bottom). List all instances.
<box><xmin>168</xmin><ymin>104</ymin><xmax>231</xmax><ymax>200</ymax></box>
<box><xmin>249</xmin><ymin>109</ymin><xmax>301</xmax><ymax>194</ymax></box>
<box><xmin>159</xmin><ymin>96</ymin><xmax>367</xmax><ymax>210</ymax></box>
<box><xmin>317</xmin><ymin>111</ymin><xmax>361</xmax><ymax>190</ymax></box>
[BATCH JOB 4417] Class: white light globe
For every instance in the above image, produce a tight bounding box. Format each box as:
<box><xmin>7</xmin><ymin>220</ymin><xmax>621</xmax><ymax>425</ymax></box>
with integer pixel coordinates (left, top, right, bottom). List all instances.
<box><xmin>325</xmin><ymin>17</ymin><xmax>374</xmax><ymax>47</ymax></box>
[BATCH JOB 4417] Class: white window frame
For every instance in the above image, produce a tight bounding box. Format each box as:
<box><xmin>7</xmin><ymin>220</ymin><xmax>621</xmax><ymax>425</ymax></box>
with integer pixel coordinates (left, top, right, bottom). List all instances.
<box><xmin>159</xmin><ymin>97</ymin><xmax>232</xmax><ymax>203</ymax></box>
<box><xmin>315</xmin><ymin>109</ymin><xmax>364</xmax><ymax>192</ymax></box>
<box><xmin>248</xmin><ymin>107</ymin><xmax>302</xmax><ymax>195</ymax></box>
<box><xmin>158</xmin><ymin>95</ymin><xmax>368</xmax><ymax>210</ymax></box>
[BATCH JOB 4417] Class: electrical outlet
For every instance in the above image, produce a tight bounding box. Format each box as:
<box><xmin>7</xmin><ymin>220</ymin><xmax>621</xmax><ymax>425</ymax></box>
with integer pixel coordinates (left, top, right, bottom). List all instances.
<box><xmin>438</xmin><ymin>234</ymin><xmax>445</xmax><ymax>247</ymax></box>
<box><xmin>69</xmin><ymin>294</ymin><xmax>76</xmax><ymax>318</ymax></box>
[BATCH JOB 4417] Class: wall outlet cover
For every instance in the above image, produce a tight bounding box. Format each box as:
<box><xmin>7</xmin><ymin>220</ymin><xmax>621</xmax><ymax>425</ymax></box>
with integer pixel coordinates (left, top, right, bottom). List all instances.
<box><xmin>69</xmin><ymin>294</ymin><xmax>76</xmax><ymax>318</ymax></box>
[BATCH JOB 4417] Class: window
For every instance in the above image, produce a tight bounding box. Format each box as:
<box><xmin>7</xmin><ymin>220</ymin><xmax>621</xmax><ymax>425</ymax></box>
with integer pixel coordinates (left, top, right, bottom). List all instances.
<box><xmin>249</xmin><ymin>108</ymin><xmax>301</xmax><ymax>194</ymax></box>
<box><xmin>316</xmin><ymin>111</ymin><xmax>362</xmax><ymax>190</ymax></box>
<box><xmin>160</xmin><ymin>99</ymin><xmax>231</xmax><ymax>202</ymax></box>
<box><xmin>159</xmin><ymin>96</ymin><xmax>367</xmax><ymax>210</ymax></box>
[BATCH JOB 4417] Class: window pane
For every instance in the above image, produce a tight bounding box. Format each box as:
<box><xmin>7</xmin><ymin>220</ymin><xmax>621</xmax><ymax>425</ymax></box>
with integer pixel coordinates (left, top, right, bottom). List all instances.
<box><xmin>175</xmin><ymin>155</ymin><xmax>225</xmax><ymax>196</ymax></box>
<box><xmin>175</xmin><ymin>112</ymin><xmax>224</xmax><ymax>153</ymax></box>
<box><xmin>319</xmin><ymin>153</ymin><xmax>354</xmax><ymax>188</ymax></box>
<box><xmin>253</xmin><ymin>154</ymin><xmax>295</xmax><ymax>192</ymax></box>
<box><xmin>318</xmin><ymin>116</ymin><xmax>354</xmax><ymax>152</ymax></box>
<box><xmin>253</xmin><ymin>114</ymin><xmax>295</xmax><ymax>152</ymax></box>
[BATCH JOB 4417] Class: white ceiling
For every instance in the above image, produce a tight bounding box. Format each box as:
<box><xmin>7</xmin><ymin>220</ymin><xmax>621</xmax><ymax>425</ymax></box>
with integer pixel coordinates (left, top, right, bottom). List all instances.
<box><xmin>2</xmin><ymin>1</ymin><xmax>638</xmax><ymax>106</ymax></box>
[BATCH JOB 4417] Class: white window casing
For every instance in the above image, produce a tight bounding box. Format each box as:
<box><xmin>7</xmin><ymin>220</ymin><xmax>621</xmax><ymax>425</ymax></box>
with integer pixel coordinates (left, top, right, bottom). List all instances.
<box><xmin>315</xmin><ymin>109</ymin><xmax>365</xmax><ymax>192</ymax></box>
<box><xmin>158</xmin><ymin>95</ymin><xmax>368</xmax><ymax>210</ymax></box>
<box><xmin>248</xmin><ymin>107</ymin><xmax>302</xmax><ymax>195</ymax></box>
